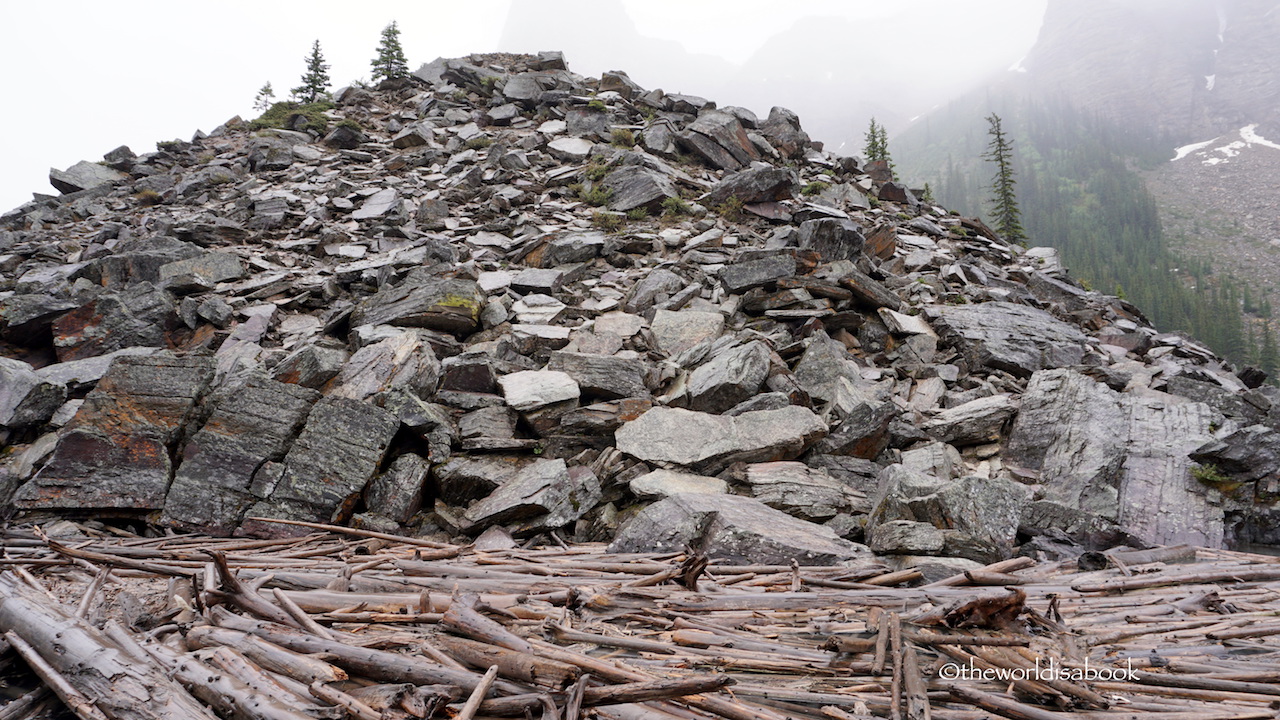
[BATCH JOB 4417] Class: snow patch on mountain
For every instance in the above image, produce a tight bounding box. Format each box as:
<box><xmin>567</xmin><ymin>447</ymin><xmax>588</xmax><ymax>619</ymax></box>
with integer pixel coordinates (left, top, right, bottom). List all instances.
<box><xmin>1172</xmin><ymin>125</ymin><xmax>1280</xmax><ymax>165</ymax></box>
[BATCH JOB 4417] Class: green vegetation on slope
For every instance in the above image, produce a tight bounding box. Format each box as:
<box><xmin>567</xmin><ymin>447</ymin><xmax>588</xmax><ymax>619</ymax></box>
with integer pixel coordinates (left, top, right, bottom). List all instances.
<box><xmin>898</xmin><ymin>90</ymin><xmax>1275</xmax><ymax>376</ymax></box>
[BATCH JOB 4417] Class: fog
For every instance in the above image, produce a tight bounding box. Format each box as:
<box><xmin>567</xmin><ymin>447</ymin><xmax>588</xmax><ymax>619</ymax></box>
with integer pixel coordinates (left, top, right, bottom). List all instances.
<box><xmin>0</xmin><ymin>0</ymin><xmax>1045</xmax><ymax>212</ymax></box>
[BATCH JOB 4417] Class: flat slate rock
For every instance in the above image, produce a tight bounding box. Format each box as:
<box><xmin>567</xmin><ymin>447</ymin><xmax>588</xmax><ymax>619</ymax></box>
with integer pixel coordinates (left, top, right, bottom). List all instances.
<box><xmin>930</xmin><ymin>301</ymin><xmax>1087</xmax><ymax>377</ymax></box>
<box><xmin>603</xmin><ymin>166</ymin><xmax>677</xmax><ymax>212</ymax></box>
<box><xmin>615</xmin><ymin>405</ymin><xmax>827</xmax><ymax>471</ymax></box>
<box><xmin>465</xmin><ymin>459</ymin><xmax>601</xmax><ymax>533</ymax></box>
<box><xmin>629</xmin><ymin>469</ymin><xmax>728</xmax><ymax>499</ymax></box>
<box><xmin>15</xmin><ymin>354</ymin><xmax>216</xmax><ymax>510</ymax></box>
<box><xmin>352</xmin><ymin>274</ymin><xmax>484</xmax><ymax>335</ymax></box>
<box><xmin>650</xmin><ymin>310</ymin><xmax>724</xmax><ymax>357</ymax></box>
<box><xmin>702</xmin><ymin>165</ymin><xmax>797</xmax><ymax>206</ymax></box>
<box><xmin>609</xmin><ymin>493</ymin><xmax>870</xmax><ymax>565</ymax></box>
<box><xmin>687</xmin><ymin>341</ymin><xmax>771</xmax><ymax>413</ymax></box>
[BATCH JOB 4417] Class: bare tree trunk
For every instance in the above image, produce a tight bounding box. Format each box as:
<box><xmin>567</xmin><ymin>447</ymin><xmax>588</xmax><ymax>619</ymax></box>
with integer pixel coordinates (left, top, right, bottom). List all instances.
<box><xmin>0</xmin><ymin>572</ymin><xmax>220</xmax><ymax>720</ymax></box>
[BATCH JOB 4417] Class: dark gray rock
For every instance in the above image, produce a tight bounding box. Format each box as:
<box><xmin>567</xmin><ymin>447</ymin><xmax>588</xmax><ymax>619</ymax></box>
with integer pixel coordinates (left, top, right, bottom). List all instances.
<box><xmin>239</xmin><ymin>397</ymin><xmax>399</xmax><ymax>537</ymax></box>
<box><xmin>797</xmin><ymin>218</ymin><xmax>865</xmax><ymax>263</ymax></box>
<box><xmin>159</xmin><ymin>252</ymin><xmax>245</xmax><ymax>293</ymax></box>
<box><xmin>352</xmin><ymin>273</ymin><xmax>484</xmax><ymax>335</ymax></box>
<box><xmin>434</xmin><ymin>455</ymin><xmax>537</xmax><ymax>506</ymax></box>
<box><xmin>15</xmin><ymin>355</ymin><xmax>215</xmax><ymax>511</ymax></box>
<box><xmin>538</xmin><ymin>232</ymin><xmax>606</xmax><ymax>267</ymax></box>
<box><xmin>930</xmin><ymin>302</ymin><xmax>1088</xmax><ymax>377</ymax></box>
<box><xmin>0</xmin><ymin>294</ymin><xmax>78</xmax><ymax>344</ymax></box>
<box><xmin>702</xmin><ymin>166</ymin><xmax>797</xmax><ymax>207</ymax></box>
<box><xmin>759</xmin><ymin>106</ymin><xmax>810</xmax><ymax>159</ymax></box>
<box><xmin>609</xmin><ymin>493</ymin><xmax>870</xmax><ymax>565</ymax></box>
<box><xmin>51</xmin><ymin>283</ymin><xmax>177</xmax><ymax>362</ymax></box>
<box><xmin>323</xmin><ymin>124</ymin><xmax>365</xmax><ymax>149</ymax></box>
<box><xmin>464</xmin><ymin>459</ymin><xmax>601</xmax><ymax>533</ymax></box>
<box><xmin>379</xmin><ymin>389</ymin><xmax>456</xmax><ymax>463</ymax></box>
<box><xmin>615</xmin><ymin>406</ymin><xmax>827</xmax><ymax>471</ymax></box>
<box><xmin>548</xmin><ymin>351</ymin><xmax>649</xmax><ymax>400</ymax></box>
<box><xmin>364</xmin><ymin>454</ymin><xmax>429</xmax><ymax>524</ymax></box>
<box><xmin>603</xmin><ymin>166</ymin><xmax>677</xmax><ymax>212</ymax></box>
<box><xmin>161</xmin><ymin>376</ymin><xmax>319</xmax><ymax>534</ymax></box>
<box><xmin>623</xmin><ymin>269</ymin><xmax>684</xmax><ymax>313</ymax></box>
<box><xmin>720</xmin><ymin>255</ymin><xmax>796</xmax><ymax>293</ymax></box>
<box><xmin>49</xmin><ymin>161</ymin><xmax>126</xmax><ymax>194</ymax></box>
<box><xmin>687</xmin><ymin>341</ymin><xmax>771</xmax><ymax>413</ymax></box>
<box><xmin>679</xmin><ymin>111</ymin><xmax>759</xmax><ymax>170</ymax></box>
<box><xmin>0</xmin><ymin>358</ymin><xmax>67</xmax><ymax>429</ymax></box>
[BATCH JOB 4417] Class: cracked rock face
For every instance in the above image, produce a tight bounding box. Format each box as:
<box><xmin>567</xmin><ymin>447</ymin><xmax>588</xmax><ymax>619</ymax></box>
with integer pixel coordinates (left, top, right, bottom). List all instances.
<box><xmin>1</xmin><ymin>51</ymin><xmax>1275</xmax><ymax>561</ymax></box>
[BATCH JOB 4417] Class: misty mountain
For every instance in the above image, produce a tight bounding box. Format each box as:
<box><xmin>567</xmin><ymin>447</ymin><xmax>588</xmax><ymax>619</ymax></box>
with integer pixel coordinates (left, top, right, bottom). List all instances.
<box><xmin>896</xmin><ymin>0</ymin><xmax>1280</xmax><ymax>372</ymax></box>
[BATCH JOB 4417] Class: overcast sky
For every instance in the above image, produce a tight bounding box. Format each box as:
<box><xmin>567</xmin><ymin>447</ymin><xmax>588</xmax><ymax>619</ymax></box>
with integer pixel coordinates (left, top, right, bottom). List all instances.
<box><xmin>0</xmin><ymin>1</ymin><xmax>1046</xmax><ymax>213</ymax></box>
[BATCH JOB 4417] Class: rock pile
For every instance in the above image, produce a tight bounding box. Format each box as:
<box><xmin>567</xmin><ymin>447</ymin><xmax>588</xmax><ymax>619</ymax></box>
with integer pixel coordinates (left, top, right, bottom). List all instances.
<box><xmin>3</xmin><ymin>51</ymin><xmax>1278</xmax><ymax>570</ymax></box>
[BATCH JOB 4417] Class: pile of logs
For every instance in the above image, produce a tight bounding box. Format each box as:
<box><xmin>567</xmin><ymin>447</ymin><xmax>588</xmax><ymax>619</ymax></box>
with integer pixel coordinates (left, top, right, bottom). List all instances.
<box><xmin>2</xmin><ymin>519</ymin><xmax>1280</xmax><ymax>720</ymax></box>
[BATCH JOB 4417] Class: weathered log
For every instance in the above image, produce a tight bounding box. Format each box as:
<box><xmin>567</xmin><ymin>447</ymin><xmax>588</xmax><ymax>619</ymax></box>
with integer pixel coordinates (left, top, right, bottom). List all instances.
<box><xmin>0</xmin><ymin>572</ymin><xmax>220</xmax><ymax>720</ymax></box>
<box><xmin>184</xmin><ymin>625</ymin><xmax>347</xmax><ymax>683</ymax></box>
<box><xmin>435</xmin><ymin>634</ymin><xmax>581</xmax><ymax>688</ymax></box>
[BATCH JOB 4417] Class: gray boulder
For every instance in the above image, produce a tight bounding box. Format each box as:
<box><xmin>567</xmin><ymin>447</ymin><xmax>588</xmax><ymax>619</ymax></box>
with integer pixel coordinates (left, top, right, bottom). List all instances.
<box><xmin>352</xmin><ymin>273</ymin><xmax>484</xmax><ymax>335</ymax></box>
<box><xmin>49</xmin><ymin>161</ymin><xmax>126</xmax><ymax>194</ymax></box>
<box><xmin>609</xmin><ymin>493</ymin><xmax>870</xmax><ymax>565</ymax></box>
<box><xmin>702</xmin><ymin>166</ymin><xmax>797</xmax><ymax>206</ymax></box>
<box><xmin>797</xmin><ymin>218</ymin><xmax>865</xmax><ymax>263</ymax></box>
<box><xmin>465</xmin><ymin>459</ymin><xmax>601</xmax><ymax>533</ymax></box>
<box><xmin>0</xmin><ymin>358</ymin><xmax>67</xmax><ymax>429</ymax></box>
<box><xmin>744</xmin><ymin>461</ymin><xmax>864</xmax><ymax>521</ymax></box>
<box><xmin>615</xmin><ymin>405</ymin><xmax>827</xmax><ymax>471</ymax></box>
<box><xmin>687</xmin><ymin>342</ymin><xmax>771</xmax><ymax>413</ymax></box>
<box><xmin>930</xmin><ymin>302</ymin><xmax>1087</xmax><ymax>377</ymax></box>
<box><xmin>921</xmin><ymin>394</ymin><xmax>1017</xmax><ymax>446</ymax></box>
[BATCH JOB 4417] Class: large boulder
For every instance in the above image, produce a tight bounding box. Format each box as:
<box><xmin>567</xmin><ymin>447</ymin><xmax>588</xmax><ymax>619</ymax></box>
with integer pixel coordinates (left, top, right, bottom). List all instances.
<box><xmin>609</xmin><ymin>493</ymin><xmax>870</xmax><ymax>565</ymax></box>
<box><xmin>615</xmin><ymin>406</ymin><xmax>827</xmax><ymax>472</ymax></box>
<box><xmin>0</xmin><ymin>358</ymin><xmax>66</xmax><ymax>430</ymax></box>
<box><xmin>1006</xmin><ymin>369</ymin><xmax>1223</xmax><ymax>547</ymax></box>
<box><xmin>15</xmin><ymin>355</ymin><xmax>216</xmax><ymax>511</ymax></box>
<box><xmin>49</xmin><ymin>160</ymin><xmax>126</xmax><ymax>194</ymax></box>
<box><xmin>161</xmin><ymin>376</ymin><xmax>319</xmax><ymax>534</ymax></box>
<box><xmin>238</xmin><ymin>397</ymin><xmax>399</xmax><ymax>537</ymax></box>
<box><xmin>464</xmin><ymin>459</ymin><xmax>601</xmax><ymax>534</ymax></box>
<box><xmin>930</xmin><ymin>301</ymin><xmax>1088</xmax><ymax>377</ymax></box>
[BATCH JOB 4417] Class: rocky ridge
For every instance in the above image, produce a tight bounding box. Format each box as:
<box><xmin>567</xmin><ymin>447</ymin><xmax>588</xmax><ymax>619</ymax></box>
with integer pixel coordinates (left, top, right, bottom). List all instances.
<box><xmin>2</xmin><ymin>51</ymin><xmax>1279</xmax><ymax>573</ymax></box>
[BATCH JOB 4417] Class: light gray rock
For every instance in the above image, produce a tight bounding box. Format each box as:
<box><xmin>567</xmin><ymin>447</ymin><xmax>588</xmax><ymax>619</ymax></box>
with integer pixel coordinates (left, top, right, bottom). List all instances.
<box><xmin>0</xmin><ymin>358</ymin><xmax>67</xmax><ymax>429</ymax></box>
<box><xmin>868</xmin><ymin>520</ymin><xmax>946</xmax><ymax>555</ymax></box>
<box><xmin>901</xmin><ymin>442</ymin><xmax>962</xmax><ymax>479</ymax></box>
<box><xmin>930</xmin><ymin>301</ymin><xmax>1087</xmax><ymax>377</ymax></box>
<box><xmin>352</xmin><ymin>273</ymin><xmax>484</xmax><ymax>335</ymax></box>
<box><xmin>547</xmin><ymin>137</ymin><xmax>594</xmax><ymax>162</ymax></box>
<box><xmin>744</xmin><ymin>461</ymin><xmax>864</xmax><ymax>521</ymax></box>
<box><xmin>1006</xmin><ymin>369</ymin><xmax>1224</xmax><ymax>547</ymax></box>
<box><xmin>687</xmin><ymin>341</ymin><xmax>771</xmax><ymax>413</ymax></box>
<box><xmin>870</xmin><ymin>468</ymin><xmax>1032</xmax><ymax>563</ymax></box>
<box><xmin>499</xmin><ymin>370</ymin><xmax>580</xmax><ymax>411</ymax></box>
<box><xmin>609</xmin><ymin>493</ymin><xmax>870</xmax><ymax>565</ymax></box>
<box><xmin>548</xmin><ymin>351</ymin><xmax>649</xmax><ymax>400</ymax></box>
<box><xmin>629</xmin><ymin>469</ymin><xmax>728</xmax><ymax>499</ymax></box>
<box><xmin>352</xmin><ymin>188</ymin><xmax>399</xmax><ymax>219</ymax></box>
<box><xmin>615</xmin><ymin>405</ymin><xmax>827</xmax><ymax>471</ymax></box>
<box><xmin>922</xmin><ymin>394</ymin><xmax>1017</xmax><ymax>446</ymax></box>
<box><xmin>650</xmin><ymin>310</ymin><xmax>724</xmax><ymax>356</ymax></box>
<box><xmin>326</xmin><ymin>331</ymin><xmax>440</xmax><ymax>401</ymax></box>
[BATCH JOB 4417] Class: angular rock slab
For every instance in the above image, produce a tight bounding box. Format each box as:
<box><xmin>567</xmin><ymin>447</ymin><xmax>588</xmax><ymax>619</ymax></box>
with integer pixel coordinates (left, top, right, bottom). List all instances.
<box><xmin>465</xmin><ymin>459</ymin><xmax>602</xmax><ymax>533</ymax></box>
<box><xmin>49</xmin><ymin>160</ymin><xmax>126</xmax><ymax>194</ymax></box>
<box><xmin>650</xmin><ymin>310</ymin><xmax>724</xmax><ymax>357</ymax></box>
<box><xmin>548</xmin><ymin>351</ymin><xmax>649</xmax><ymax>400</ymax></box>
<box><xmin>238</xmin><ymin>397</ymin><xmax>398</xmax><ymax>537</ymax></box>
<box><xmin>15</xmin><ymin>355</ymin><xmax>216</xmax><ymax>510</ymax></box>
<box><xmin>161</xmin><ymin>376</ymin><xmax>319</xmax><ymax>534</ymax></box>
<box><xmin>702</xmin><ymin>165</ymin><xmax>797</xmax><ymax>207</ymax></box>
<box><xmin>1006</xmin><ymin>369</ymin><xmax>1224</xmax><ymax>547</ymax></box>
<box><xmin>51</xmin><ymin>283</ymin><xmax>178</xmax><ymax>362</ymax></box>
<box><xmin>630</xmin><ymin>469</ymin><xmax>728</xmax><ymax>499</ymax></box>
<box><xmin>921</xmin><ymin>393</ymin><xmax>1017</xmax><ymax>446</ymax></box>
<box><xmin>609</xmin><ymin>493</ymin><xmax>870</xmax><ymax>565</ymax></box>
<box><xmin>352</xmin><ymin>274</ymin><xmax>484</xmax><ymax>336</ymax></box>
<box><xmin>325</xmin><ymin>331</ymin><xmax>440</xmax><ymax>401</ymax></box>
<box><xmin>615</xmin><ymin>406</ymin><xmax>827</xmax><ymax>471</ymax></box>
<box><xmin>499</xmin><ymin>370</ymin><xmax>580</xmax><ymax>411</ymax></box>
<box><xmin>930</xmin><ymin>301</ymin><xmax>1087</xmax><ymax>377</ymax></box>
<box><xmin>603</xmin><ymin>166</ymin><xmax>677</xmax><ymax>212</ymax></box>
<box><xmin>687</xmin><ymin>341</ymin><xmax>771</xmax><ymax>413</ymax></box>
<box><xmin>744</xmin><ymin>461</ymin><xmax>864</xmax><ymax>521</ymax></box>
<box><xmin>0</xmin><ymin>358</ymin><xmax>67</xmax><ymax>429</ymax></box>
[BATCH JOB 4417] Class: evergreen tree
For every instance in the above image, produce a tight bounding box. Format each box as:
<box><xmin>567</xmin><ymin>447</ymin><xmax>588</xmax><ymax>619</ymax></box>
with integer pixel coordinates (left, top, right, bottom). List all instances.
<box><xmin>253</xmin><ymin>82</ymin><xmax>275</xmax><ymax>113</ymax></box>
<box><xmin>1262</xmin><ymin>324</ymin><xmax>1280</xmax><ymax>377</ymax></box>
<box><xmin>293</xmin><ymin>40</ymin><xmax>331</xmax><ymax>103</ymax></box>
<box><xmin>982</xmin><ymin>113</ymin><xmax>1026</xmax><ymax>242</ymax></box>
<box><xmin>371</xmin><ymin>21</ymin><xmax>409</xmax><ymax>83</ymax></box>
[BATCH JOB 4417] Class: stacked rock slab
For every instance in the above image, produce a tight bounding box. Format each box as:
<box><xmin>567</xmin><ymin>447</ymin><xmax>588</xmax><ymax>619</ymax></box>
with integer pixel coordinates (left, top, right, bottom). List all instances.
<box><xmin>0</xmin><ymin>52</ymin><xmax>1276</xmax><ymax>563</ymax></box>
